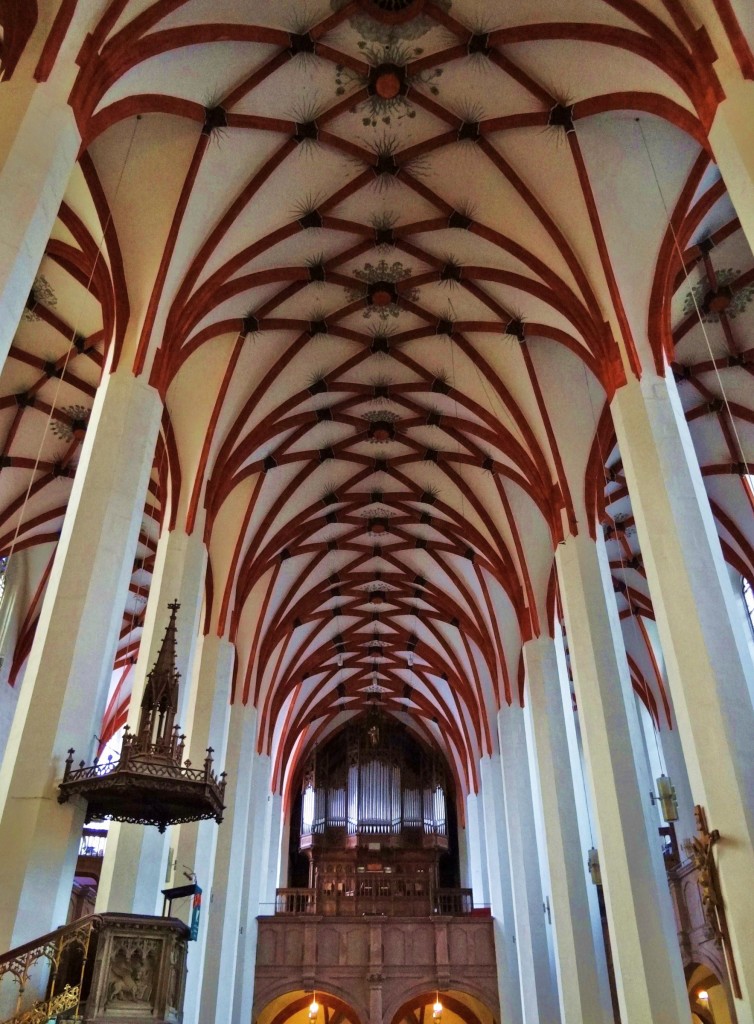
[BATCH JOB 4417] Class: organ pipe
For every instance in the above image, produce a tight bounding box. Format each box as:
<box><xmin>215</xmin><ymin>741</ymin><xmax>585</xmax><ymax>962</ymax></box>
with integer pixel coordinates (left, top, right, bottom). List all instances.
<box><xmin>301</xmin><ymin>709</ymin><xmax>448</xmax><ymax>841</ymax></box>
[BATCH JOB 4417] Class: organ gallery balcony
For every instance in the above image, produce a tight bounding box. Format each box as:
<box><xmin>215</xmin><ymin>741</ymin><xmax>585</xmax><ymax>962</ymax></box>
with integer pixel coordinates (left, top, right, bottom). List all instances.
<box><xmin>274</xmin><ymin>876</ymin><xmax>476</xmax><ymax>918</ymax></box>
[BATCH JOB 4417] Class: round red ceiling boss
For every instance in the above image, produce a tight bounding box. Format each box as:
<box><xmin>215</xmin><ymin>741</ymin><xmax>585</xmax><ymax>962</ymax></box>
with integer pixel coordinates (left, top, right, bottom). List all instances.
<box><xmin>375</xmin><ymin>72</ymin><xmax>402</xmax><ymax>99</ymax></box>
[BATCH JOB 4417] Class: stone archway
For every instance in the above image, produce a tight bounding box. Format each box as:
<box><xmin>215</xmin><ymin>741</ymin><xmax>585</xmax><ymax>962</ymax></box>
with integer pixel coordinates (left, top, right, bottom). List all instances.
<box><xmin>255</xmin><ymin>989</ymin><xmax>363</xmax><ymax>1024</ymax></box>
<box><xmin>389</xmin><ymin>990</ymin><xmax>496</xmax><ymax>1024</ymax></box>
<box><xmin>686</xmin><ymin>963</ymin><xmax>735</xmax><ymax>1024</ymax></box>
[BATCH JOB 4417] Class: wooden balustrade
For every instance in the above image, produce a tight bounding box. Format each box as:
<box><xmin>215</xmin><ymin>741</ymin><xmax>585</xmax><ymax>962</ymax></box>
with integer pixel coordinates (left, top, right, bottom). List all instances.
<box><xmin>274</xmin><ymin>883</ymin><xmax>474</xmax><ymax>917</ymax></box>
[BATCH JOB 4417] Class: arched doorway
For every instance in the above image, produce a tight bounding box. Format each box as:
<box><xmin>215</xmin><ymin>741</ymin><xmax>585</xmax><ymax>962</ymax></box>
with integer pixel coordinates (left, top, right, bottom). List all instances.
<box><xmin>389</xmin><ymin>990</ymin><xmax>496</xmax><ymax>1024</ymax></box>
<box><xmin>256</xmin><ymin>989</ymin><xmax>363</xmax><ymax>1024</ymax></box>
<box><xmin>686</xmin><ymin>963</ymin><xmax>735</xmax><ymax>1024</ymax></box>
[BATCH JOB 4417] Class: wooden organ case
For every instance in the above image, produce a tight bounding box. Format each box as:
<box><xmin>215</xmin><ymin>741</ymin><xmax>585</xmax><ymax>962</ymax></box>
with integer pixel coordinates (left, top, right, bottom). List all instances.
<box><xmin>298</xmin><ymin>708</ymin><xmax>450</xmax><ymax>916</ymax></box>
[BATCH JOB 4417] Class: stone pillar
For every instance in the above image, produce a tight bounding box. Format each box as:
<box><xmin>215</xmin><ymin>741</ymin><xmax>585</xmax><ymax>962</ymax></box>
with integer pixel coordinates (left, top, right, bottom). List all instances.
<box><xmin>0</xmin><ymin>80</ymin><xmax>79</xmax><ymax>371</ymax></box>
<box><xmin>177</xmin><ymin>635</ymin><xmax>234</xmax><ymax>1024</ymax></box>
<box><xmin>258</xmin><ymin>791</ymin><xmax>283</xmax><ymax>914</ymax></box>
<box><xmin>0</xmin><ymin>0</ymin><xmax>107</xmax><ymax>373</ymax></box>
<box><xmin>612</xmin><ymin>372</ymin><xmax>754</xmax><ymax>1017</ymax></box>
<box><xmin>0</xmin><ymin>546</ymin><xmax>46</xmax><ymax>759</ymax></box>
<box><xmin>556</xmin><ymin>531</ymin><xmax>690</xmax><ymax>1024</ymax></box>
<box><xmin>278</xmin><ymin>813</ymin><xmax>292</xmax><ymax>887</ymax></box>
<box><xmin>232</xmin><ymin>752</ymin><xmax>274</xmax><ymax>1024</ymax></box>
<box><xmin>524</xmin><ymin>636</ymin><xmax>613</xmax><ymax>1024</ymax></box>
<box><xmin>0</xmin><ymin>371</ymin><xmax>162</xmax><ymax>949</ymax></box>
<box><xmin>498</xmin><ymin>707</ymin><xmax>560</xmax><ymax>1024</ymax></box>
<box><xmin>479</xmin><ymin>754</ymin><xmax>523</xmax><ymax>1024</ymax></box>
<box><xmin>658</xmin><ymin>720</ymin><xmax>697</xmax><ymax>849</ymax></box>
<box><xmin>95</xmin><ymin>528</ymin><xmax>207</xmax><ymax>918</ymax></box>
<box><xmin>198</xmin><ymin>705</ymin><xmax>258</xmax><ymax>1024</ymax></box>
<box><xmin>465</xmin><ymin>791</ymin><xmax>489</xmax><ymax>906</ymax></box>
<box><xmin>708</xmin><ymin>74</ymin><xmax>754</xmax><ymax>255</ymax></box>
<box><xmin>369</xmin><ymin>923</ymin><xmax>384</xmax><ymax>1024</ymax></box>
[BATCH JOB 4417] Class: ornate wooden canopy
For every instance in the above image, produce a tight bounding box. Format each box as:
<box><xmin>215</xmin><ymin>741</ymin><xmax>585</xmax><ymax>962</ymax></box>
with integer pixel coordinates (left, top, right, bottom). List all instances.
<box><xmin>58</xmin><ymin>602</ymin><xmax>226</xmax><ymax>832</ymax></box>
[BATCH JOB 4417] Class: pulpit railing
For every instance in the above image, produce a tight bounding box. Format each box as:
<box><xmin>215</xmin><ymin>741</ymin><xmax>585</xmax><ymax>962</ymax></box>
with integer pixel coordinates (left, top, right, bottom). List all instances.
<box><xmin>0</xmin><ymin>914</ymin><xmax>98</xmax><ymax>1024</ymax></box>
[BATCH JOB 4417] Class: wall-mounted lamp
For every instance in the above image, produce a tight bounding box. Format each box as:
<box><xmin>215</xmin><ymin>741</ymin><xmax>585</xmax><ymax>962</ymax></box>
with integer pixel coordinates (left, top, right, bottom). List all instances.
<box><xmin>432</xmin><ymin>998</ymin><xmax>443</xmax><ymax>1022</ymax></box>
<box><xmin>697</xmin><ymin>989</ymin><xmax>709</xmax><ymax>1003</ymax></box>
<box><xmin>587</xmin><ymin>847</ymin><xmax>602</xmax><ymax>886</ymax></box>
<box><xmin>309</xmin><ymin>996</ymin><xmax>319</xmax><ymax>1021</ymax></box>
<box><xmin>650</xmin><ymin>774</ymin><xmax>678</xmax><ymax>822</ymax></box>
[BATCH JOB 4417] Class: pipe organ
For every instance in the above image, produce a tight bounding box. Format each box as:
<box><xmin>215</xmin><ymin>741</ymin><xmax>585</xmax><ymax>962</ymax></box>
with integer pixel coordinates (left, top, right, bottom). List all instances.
<box><xmin>298</xmin><ymin>710</ymin><xmax>449</xmax><ymax>913</ymax></box>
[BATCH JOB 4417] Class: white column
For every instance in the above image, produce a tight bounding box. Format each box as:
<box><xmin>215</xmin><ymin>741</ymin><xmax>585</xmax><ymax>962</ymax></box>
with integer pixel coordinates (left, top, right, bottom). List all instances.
<box><xmin>0</xmin><ymin>81</ymin><xmax>79</xmax><ymax>371</ymax></box>
<box><xmin>612</xmin><ymin>372</ymin><xmax>754</xmax><ymax>1018</ymax></box>
<box><xmin>525</xmin><ymin>636</ymin><xmax>613</xmax><ymax>1024</ymax></box>
<box><xmin>708</xmin><ymin>74</ymin><xmax>754</xmax><ymax>255</ymax></box>
<box><xmin>232</xmin><ymin>752</ymin><xmax>274</xmax><ymax>1024</ymax></box>
<box><xmin>0</xmin><ymin>547</ymin><xmax>45</xmax><ymax>760</ymax></box>
<box><xmin>479</xmin><ymin>754</ymin><xmax>523</xmax><ymax>1024</ymax></box>
<box><xmin>278</xmin><ymin>813</ymin><xmax>291</xmax><ymax>888</ymax></box>
<box><xmin>174</xmin><ymin>635</ymin><xmax>233</xmax><ymax>1024</ymax></box>
<box><xmin>465</xmin><ymin>791</ymin><xmax>489</xmax><ymax>906</ymax></box>
<box><xmin>198</xmin><ymin>705</ymin><xmax>258</xmax><ymax>1024</ymax></box>
<box><xmin>258</xmin><ymin>790</ymin><xmax>283</xmax><ymax>913</ymax></box>
<box><xmin>457</xmin><ymin>820</ymin><xmax>469</xmax><ymax>892</ymax></box>
<box><xmin>498</xmin><ymin>707</ymin><xmax>560</xmax><ymax>1024</ymax></box>
<box><xmin>0</xmin><ymin>371</ymin><xmax>162</xmax><ymax>948</ymax></box>
<box><xmin>95</xmin><ymin>527</ymin><xmax>207</xmax><ymax>916</ymax></box>
<box><xmin>556</xmin><ymin>531</ymin><xmax>690</xmax><ymax>1024</ymax></box>
<box><xmin>658</xmin><ymin>721</ymin><xmax>697</xmax><ymax>849</ymax></box>
<box><xmin>0</xmin><ymin>0</ymin><xmax>106</xmax><ymax>373</ymax></box>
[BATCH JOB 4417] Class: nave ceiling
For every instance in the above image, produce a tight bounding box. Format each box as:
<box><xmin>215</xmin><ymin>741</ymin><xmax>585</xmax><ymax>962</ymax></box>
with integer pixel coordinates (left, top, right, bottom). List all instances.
<box><xmin>1</xmin><ymin>0</ymin><xmax>753</xmax><ymax>802</ymax></box>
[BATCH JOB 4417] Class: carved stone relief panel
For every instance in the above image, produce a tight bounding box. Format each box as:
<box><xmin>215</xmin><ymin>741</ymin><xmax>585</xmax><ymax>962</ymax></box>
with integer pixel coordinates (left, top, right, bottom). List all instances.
<box><xmin>84</xmin><ymin>914</ymin><xmax>188</xmax><ymax>1024</ymax></box>
<box><xmin>105</xmin><ymin>936</ymin><xmax>160</xmax><ymax>1008</ymax></box>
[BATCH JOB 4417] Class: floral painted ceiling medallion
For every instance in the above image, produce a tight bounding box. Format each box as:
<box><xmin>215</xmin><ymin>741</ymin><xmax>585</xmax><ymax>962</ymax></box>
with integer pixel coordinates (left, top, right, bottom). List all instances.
<box><xmin>683</xmin><ymin>268</ymin><xmax>754</xmax><ymax>323</ymax></box>
<box><xmin>23</xmin><ymin>275</ymin><xmax>57</xmax><ymax>321</ymax></box>
<box><xmin>363</xmin><ymin>410</ymin><xmax>400</xmax><ymax>442</ymax></box>
<box><xmin>50</xmin><ymin>405</ymin><xmax>91</xmax><ymax>442</ymax></box>
<box><xmin>335</xmin><ymin>41</ymin><xmax>442</xmax><ymax>127</ymax></box>
<box><xmin>331</xmin><ymin>0</ymin><xmax>451</xmax><ymax>42</ymax></box>
<box><xmin>349</xmin><ymin>259</ymin><xmax>419</xmax><ymax>319</ymax></box>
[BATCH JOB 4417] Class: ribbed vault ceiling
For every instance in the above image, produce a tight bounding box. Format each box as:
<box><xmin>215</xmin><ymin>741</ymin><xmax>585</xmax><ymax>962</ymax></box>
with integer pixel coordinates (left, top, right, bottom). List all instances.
<box><xmin>1</xmin><ymin>0</ymin><xmax>753</xmax><ymax>800</ymax></box>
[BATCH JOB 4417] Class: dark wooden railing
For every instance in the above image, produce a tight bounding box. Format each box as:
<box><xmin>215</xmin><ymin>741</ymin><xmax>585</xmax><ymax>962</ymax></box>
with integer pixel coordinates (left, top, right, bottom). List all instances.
<box><xmin>274</xmin><ymin>884</ymin><xmax>473</xmax><ymax>917</ymax></box>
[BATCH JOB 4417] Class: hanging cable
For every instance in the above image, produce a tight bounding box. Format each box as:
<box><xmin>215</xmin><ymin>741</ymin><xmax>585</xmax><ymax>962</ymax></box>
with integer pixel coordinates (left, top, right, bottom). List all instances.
<box><xmin>636</xmin><ymin>117</ymin><xmax>751</xmax><ymax>478</ymax></box>
<box><xmin>4</xmin><ymin>115</ymin><xmax>142</xmax><ymax>571</ymax></box>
